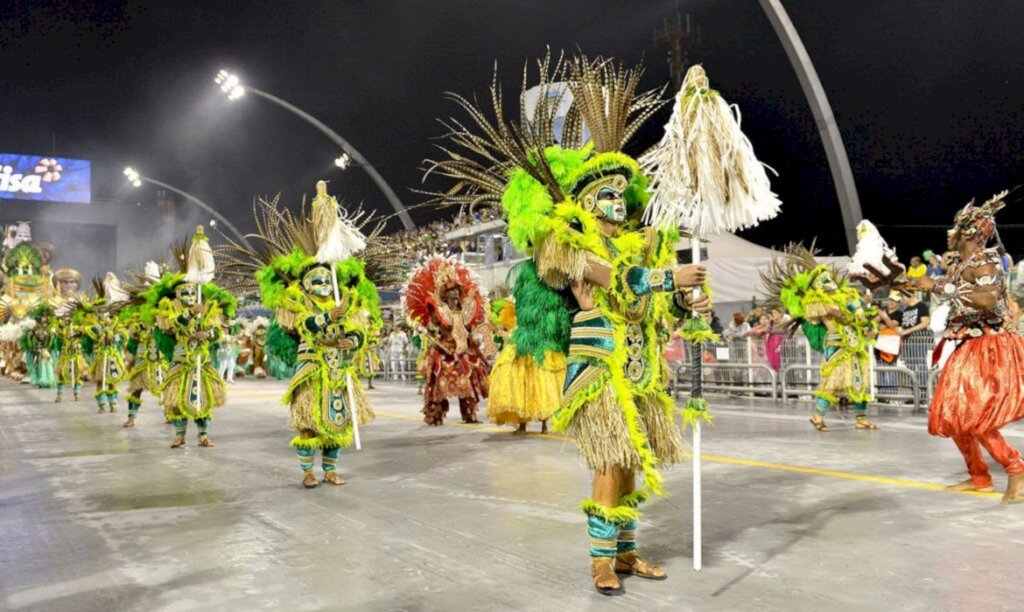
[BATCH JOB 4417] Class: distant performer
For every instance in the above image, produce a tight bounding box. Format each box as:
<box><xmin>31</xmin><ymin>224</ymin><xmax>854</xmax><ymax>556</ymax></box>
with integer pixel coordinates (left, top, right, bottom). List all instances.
<box><xmin>763</xmin><ymin>245</ymin><xmax>882</xmax><ymax>432</ymax></box>
<box><xmin>84</xmin><ymin>273</ymin><xmax>130</xmax><ymax>414</ymax></box>
<box><xmin>123</xmin><ymin>262</ymin><xmax>171</xmax><ymax>428</ymax></box>
<box><xmin>150</xmin><ymin>228</ymin><xmax>234</xmax><ymax>448</ymax></box>
<box><xmin>403</xmin><ymin>256</ymin><xmax>494</xmax><ymax>426</ymax></box>
<box><xmin>486</xmin><ymin>279</ymin><xmax>563</xmax><ymax>435</ymax></box>
<box><xmin>913</xmin><ymin>191</ymin><xmax>1024</xmax><ymax>504</ymax></box>
<box><xmin>217</xmin><ymin>183</ymin><xmax>380</xmax><ymax>488</ymax></box>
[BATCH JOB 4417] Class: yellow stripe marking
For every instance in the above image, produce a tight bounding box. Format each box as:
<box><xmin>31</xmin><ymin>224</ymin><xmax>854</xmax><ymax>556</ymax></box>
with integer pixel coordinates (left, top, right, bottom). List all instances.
<box><xmin>223</xmin><ymin>389</ymin><xmax>1001</xmax><ymax>499</ymax></box>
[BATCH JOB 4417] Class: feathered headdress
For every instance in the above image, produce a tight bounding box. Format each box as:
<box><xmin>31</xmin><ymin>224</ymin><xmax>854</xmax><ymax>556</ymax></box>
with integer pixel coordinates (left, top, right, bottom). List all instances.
<box><xmin>401</xmin><ymin>256</ymin><xmax>487</xmax><ymax>331</ymax></box>
<box><xmin>760</xmin><ymin>243</ymin><xmax>844</xmax><ymax>319</ymax></box>
<box><xmin>422</xmin><ymin>51</ymin><xmax>664</xmax><ymax>233</ymax></box>
<box><xmin>953</xmin><ymin>190</ymin><xmax>1008</xmax><ymax>245</ymax></box>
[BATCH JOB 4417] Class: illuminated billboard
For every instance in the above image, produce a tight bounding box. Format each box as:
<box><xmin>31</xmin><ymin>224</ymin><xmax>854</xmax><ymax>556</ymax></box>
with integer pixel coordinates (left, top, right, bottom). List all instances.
<box><xmin>0</xmin><ymin>153</ymin><xmax>91</xmax><ymax>204</ymax></box>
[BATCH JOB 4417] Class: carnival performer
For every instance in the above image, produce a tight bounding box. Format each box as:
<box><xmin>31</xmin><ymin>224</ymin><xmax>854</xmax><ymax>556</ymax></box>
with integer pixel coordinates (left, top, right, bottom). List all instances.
<box><xmin>216</xmin><ymin>327</ymin><xmax>238</xmax><ymax>383</ymax></box>
<box><xmin>84</xmin><ymin>273</ymin><xmax>130</xmax><ymax>413</ymax></box>
<box><xmin>243</xmin><ymin>316</ymin><xmax>269</xmax><ymax>378</ymax></box>
<box><xmin>403</xmin><ymin>256</ymin><xmax>495</xmax><ymax>426</ymax></box>
<box><xmin>217</xmin><ymin>184</ymin><xmax>379</xmax><ymax>488</ymax></box>
<box><xmin>122</xmin><ymin>262</ymin><xmax>172</xmax><ymax>427</ymax></box>
<box><xmin>912</xmin><ymin>191</ymin><xmax>1024</xmax><ymax>504</ymax></box>
<box><xmin>423</xmin><ymin>53</ymin><xmax>710</xmax><ymax>594</ymax></box>
<box><xmin>763</xmin><ymin>245</ymin><xmax>881</xmax><ymax>432</ymax></box>
<box><xmin>487</xmin><ymin>282</ymin><xmax>561</xmax><ymax>435</ymax></box>
<box><xmin>20</xmin><ymin>308</ymin><xmax>55</xmax><ymax>389</ymax></box>
<box><xmin>148</xmin><ymin>228</ymin><xmax>234</xmax><ymax>448</ymax></box>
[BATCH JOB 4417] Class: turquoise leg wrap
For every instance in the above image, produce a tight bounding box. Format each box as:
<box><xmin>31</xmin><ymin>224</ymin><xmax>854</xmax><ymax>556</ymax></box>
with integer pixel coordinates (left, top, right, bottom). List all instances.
<box><xmin>321</xmin><ymin>446</ymin><xmax>341</xmax><ymax>472</ymax></box>
<box><xmin>815</xmin><ymin>397</ymin><xmax>832</xmax><ymax>416</ymax></box>
<box><xmin>73</xmin><ymin>384</ymin><xmax>81</xmax><ymax>395</ymax></box>
<box><xmin>616</xmin><ymin>519</ymin><xmax>638</xmax><ymax>554</ymax></box>
<box><xmin>296</xmin><ymin>447</ymin><xmax>316</xmax><ymax>471</ymax></box>
<box><xmin>172</xmin><ymin>419</ymin><xmax>187</xmax><ymax>437</ymax></box>
<box><xmin>852</xmin><ymin>401</ymin><xmax>868</xmax><ymax>414</ymax></box>
<box><xmin>108</xmin><ymin>391</ymin><xmax>118</xmax><ymax>409</ymax></box>
<box><xmin>587</xmin><ymin>514</ymin><xmax>620</xmax><ymax>559</ymax></box>
<box><xmin>96</xmin><ymin>392</ymin><xmax>107</xmax><ymax>408</ymax></box>
<box><xmin>56</xmin><ymin>384</ymin><xmax>64</xmax><ymax>395</ymax></box>
<box><xmin>127</xmin><ymin>397</ymin><xmax>141</xmax><ymax>418</ymax></box>
<box><xmin>195</xmin><ymin>418</ymin><xmax>210</xmax><ymax>438</ymax></box>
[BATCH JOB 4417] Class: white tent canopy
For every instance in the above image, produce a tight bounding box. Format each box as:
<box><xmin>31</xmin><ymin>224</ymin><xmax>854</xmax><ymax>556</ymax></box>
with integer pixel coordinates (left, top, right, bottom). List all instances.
<box><xmin>678</xmin><ymin>234</ymin><xmax>849</xmax><ymax>306</ymax></box>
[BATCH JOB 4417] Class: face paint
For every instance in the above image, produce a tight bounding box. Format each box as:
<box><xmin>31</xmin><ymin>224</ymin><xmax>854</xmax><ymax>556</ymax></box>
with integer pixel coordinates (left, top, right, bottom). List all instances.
<box><xmin>57</xmin><ymin>279</ymin><xmax>79</xmax><ymax>298</ymax></box>
<box><xmin>578</xmin><ymin>173</ymin><xmax>630</xmax><ymax>225</ymax></box>
<box><xmin>595</xmin><ymin>186</ymin><xmax>627</xmax><ymax>223</ymax></box>
<box><xmin>812</xmin><ymin>269</ymin><xmax>838</xmax><ymax>293</ymax></box>
<box><xmin>303</xmin><ymin>267</ymin><xmax>333</xmax><ymax>297</ymax></box>
<box><xmin>176</xmin><ymin>283</ymin><xmax>198</xmax><ymax>306</ymax></box>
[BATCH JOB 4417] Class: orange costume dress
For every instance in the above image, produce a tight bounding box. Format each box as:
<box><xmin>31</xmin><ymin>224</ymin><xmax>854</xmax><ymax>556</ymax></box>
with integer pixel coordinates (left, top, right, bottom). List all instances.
<box><xmin>928</xmin><ymin>196</ymin><xmax>1024</xmax><ymax>488</ymax></box>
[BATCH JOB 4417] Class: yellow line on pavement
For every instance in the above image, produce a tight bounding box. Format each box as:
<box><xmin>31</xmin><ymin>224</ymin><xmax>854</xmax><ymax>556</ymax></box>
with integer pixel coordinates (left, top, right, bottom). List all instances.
<box><xmin>227</xmin><ymin>389</ymin><xmax>1002</xmax><ymax>499</ymax></box>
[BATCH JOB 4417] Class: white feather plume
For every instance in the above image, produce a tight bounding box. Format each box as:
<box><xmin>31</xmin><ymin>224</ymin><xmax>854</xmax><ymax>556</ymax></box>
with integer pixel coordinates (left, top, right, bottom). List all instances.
<box><xmin>144</xmin><ymin>261</ymin><xmax>162</xmax><ymax>284</ymax></box>
<box><xmin>641</xmin><ymin>65</ymin><xmax>781</xmax><ymax>236</ymax></box>
<box><xmin>848</xmin><ymin>219</ymin><xmax>897</xmax><ymax>277</ymax></box>
<box><xmin>313</xmin><ymin>183</ymin><xmax>366</xmax><ymax>263</ymax></box>
<box><xmin>104</xmin><ymin>272</ymin><xmax>130</xmax><ymax>304</ymax></box>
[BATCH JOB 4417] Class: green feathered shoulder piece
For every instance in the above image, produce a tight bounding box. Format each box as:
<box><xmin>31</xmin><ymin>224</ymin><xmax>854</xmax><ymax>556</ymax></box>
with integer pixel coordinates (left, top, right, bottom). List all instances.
<box><xmin>509</xmin><ymin>259</ymin><xmax>571</xmax><ymax>363</ymax></box>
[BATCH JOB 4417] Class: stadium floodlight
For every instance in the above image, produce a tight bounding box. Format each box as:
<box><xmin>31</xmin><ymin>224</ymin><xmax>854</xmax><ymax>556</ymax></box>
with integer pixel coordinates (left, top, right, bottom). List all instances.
<box><xmin>215</xmin><ymin>70</ymin><xmax>245</xmax><ymax>100</ymax></box>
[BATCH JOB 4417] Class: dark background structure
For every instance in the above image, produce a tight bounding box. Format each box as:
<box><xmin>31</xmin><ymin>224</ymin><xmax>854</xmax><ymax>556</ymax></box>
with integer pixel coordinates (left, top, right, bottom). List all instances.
<box><xmin>3</xmin><ymin>0</ymin><xmax>1023</xmax><ymax>262</ymax></box>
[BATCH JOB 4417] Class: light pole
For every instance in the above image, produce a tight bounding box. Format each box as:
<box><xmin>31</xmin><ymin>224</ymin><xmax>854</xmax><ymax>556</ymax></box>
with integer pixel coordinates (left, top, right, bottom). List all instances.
<box><xmin>124</xmin><ymin>167</ymin><xmax>253</xmax><ymax>250</ymax></box>
<box><xmin>215</xmin><ymin>70</ymin><xmax>415</xmax><ymax>230</ymax></box>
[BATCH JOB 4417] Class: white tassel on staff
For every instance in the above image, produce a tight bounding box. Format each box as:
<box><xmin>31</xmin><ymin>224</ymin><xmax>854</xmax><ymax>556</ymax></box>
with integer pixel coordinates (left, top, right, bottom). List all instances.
<box><xmin>640</xmin><ymin>64</ymin><xmax>783</xmax><ymax>574</ymax></box>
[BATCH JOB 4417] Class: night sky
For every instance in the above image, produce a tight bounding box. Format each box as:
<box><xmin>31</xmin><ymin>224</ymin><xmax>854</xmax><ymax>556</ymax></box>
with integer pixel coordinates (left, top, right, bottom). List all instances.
<box><xmin>4</xmin><ymin>0</ymin><xmax>1024</xmax><ymax>261</ymax></box>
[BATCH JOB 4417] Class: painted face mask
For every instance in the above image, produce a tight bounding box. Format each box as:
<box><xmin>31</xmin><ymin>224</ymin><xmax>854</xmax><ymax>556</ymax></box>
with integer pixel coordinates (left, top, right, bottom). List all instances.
<box><xmin>811</xmin><ymin>267</ymin><xmax>839</xmax><ymax>293</ymax></box>
<box><xmin>176</xmin><ymin>283</ymin><xmax>198</xmax><ymax>306</ymax></box>
<box><xmin>303</xmin><ymin>267</ymin><xmax>334</xmax><ymax>298</ymax></box>
<box><xmin>578</xmin><ymin>173</ymin><xmax>630</xmax><ymax>224</ymax></box>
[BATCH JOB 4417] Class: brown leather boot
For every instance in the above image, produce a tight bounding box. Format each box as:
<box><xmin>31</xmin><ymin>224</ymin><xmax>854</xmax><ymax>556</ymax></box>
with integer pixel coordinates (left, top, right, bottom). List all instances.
<box><xmin>302</xmin><ymin>470</ymin><xmax>318</xmax><ymax>489</ymax></box>
<box><xmin>170</xmin><ymin>435</ymin><xmax>185</xmax><ymax>449</ymax></box>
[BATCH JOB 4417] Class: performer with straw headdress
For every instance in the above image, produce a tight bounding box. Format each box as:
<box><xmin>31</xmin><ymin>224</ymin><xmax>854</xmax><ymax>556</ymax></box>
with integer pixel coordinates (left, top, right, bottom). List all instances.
<box><xmin>423</xmin><ymin>51</ymin><xmax>710</xmax><ymax>595</ymax></box>
<box><xmin>217</xmin><ymin>184</ymin><xmax>379</xmax><ymax>488</ymax></box>
<box><xmin>122</xmin><ymin>261</ymin><xmax>174</xmax><ymax>427</ymax></box>
<box><xmin>147</xmin><ymin>228</ymin><xmax>235</xmax><ymax>448</ymax></box>
<box><xmin>83</xmin><ymin>273</ymin><xmax>131</xmax><ymax>413</ymax></box>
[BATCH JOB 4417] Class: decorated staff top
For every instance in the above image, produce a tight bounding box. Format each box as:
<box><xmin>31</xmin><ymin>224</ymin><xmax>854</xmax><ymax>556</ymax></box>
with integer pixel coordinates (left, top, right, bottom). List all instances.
<box><xmin>641</xmin><ymin>65</ymin><xmax>781</xmax><ymax>236</ymax></box>
<box><xmin>312</xmin><ymin>180</ymin><xmax>366</xmax><ymax>264</ymax></box>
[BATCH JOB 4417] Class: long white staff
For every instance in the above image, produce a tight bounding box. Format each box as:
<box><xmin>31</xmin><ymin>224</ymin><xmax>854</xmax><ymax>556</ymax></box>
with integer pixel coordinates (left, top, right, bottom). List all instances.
<box><xmin>641</xmin><ymin>65</ymin><xmax>782</xmax><ymax>572</ymax></box>
<box><xmin>690</xmin><ymin>235</ymin><xmax>703</xmax><ymax>572</ymax></box>
<box><xmin>194</xmin><ymin>287</ymin><xmax>203</xmax><ymax>411</ymax></box>
<box><xmin>331</xmin><ymin>263</ymin><xmax>362</xmax><ymax>451</ymax></box>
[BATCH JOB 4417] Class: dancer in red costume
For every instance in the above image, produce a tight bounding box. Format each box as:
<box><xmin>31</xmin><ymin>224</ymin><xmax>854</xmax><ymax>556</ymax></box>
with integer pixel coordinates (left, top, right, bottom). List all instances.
<box><xmin>914</xmin><ymin>191</ymin><xmax>1024</xmax><ymax>504</ymax></box>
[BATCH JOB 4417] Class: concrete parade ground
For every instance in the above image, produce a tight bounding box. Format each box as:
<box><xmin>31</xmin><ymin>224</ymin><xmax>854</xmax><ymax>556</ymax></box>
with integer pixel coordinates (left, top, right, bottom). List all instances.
<box><xmin>1</xmin><ymin>378</ymin><xmax>1023</xmax><ymax>611</ymax></box>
